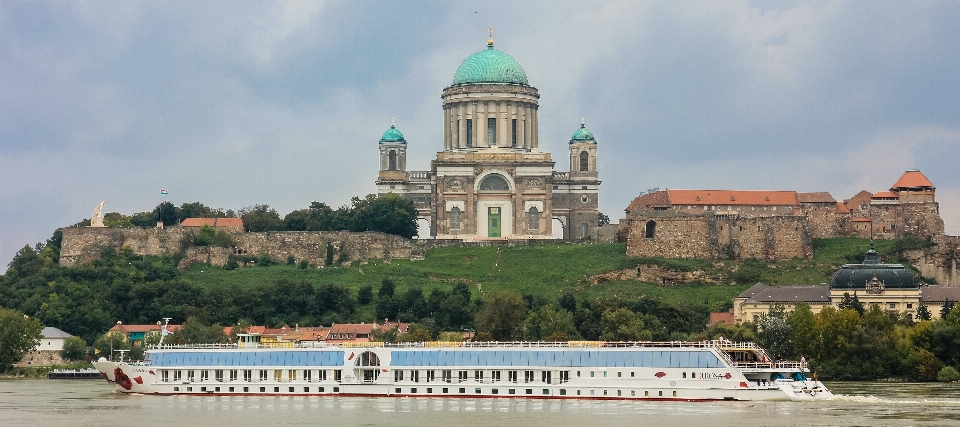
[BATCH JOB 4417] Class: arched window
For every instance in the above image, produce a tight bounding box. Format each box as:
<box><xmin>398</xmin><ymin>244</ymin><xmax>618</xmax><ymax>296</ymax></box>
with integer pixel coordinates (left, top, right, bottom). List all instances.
<box><xmin>450</xmin><ymin>206</ymin><xmax>461</xmax><ymax>230</ymax></box>
<box><xmin>579</xmin><ymin>151</ymin><xmax>589</xmax><ymax>172</ymax></box>
<box><xmin>645</xmin><ymin>220</ymin><xmax>656</xmax><ymax>239</ymax></box>
<box><xmin>479</xmin><ymin>174</ymin><xmax>510</xmax><ymax>191</ymax></box>
<box><xmin>388</xmin><ymin>150</ymin><xmax>397</xmax><ymax>171</ymax></box>
<box><xmin>527</xmin><ymin>206</ymin><xmax>539</xmax><ymax>230</ymax></box>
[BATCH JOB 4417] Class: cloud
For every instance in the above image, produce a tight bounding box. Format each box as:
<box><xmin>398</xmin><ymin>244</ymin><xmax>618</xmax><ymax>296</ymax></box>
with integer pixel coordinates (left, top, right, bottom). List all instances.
<box><xmin>3</xmin><ymin>1</ymin><xmax>960</xmax><ymax>267</ymax></box>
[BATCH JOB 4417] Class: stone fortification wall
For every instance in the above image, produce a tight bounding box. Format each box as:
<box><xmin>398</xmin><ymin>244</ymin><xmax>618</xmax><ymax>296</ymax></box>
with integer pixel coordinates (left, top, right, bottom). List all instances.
<box><xmin>60</xmin><ymin>227</ymin><xmax>575</xmax><ymax>269</ymax></box>
<box><xmin>800</xmin><ymin>205</ymin><xmax>844</xmax><ymax>238</ymax></box>
<box><xmin>60</xmin><ymin>226</ymin><xmax>190</xmax><ymax>267</ymax></box>
<box><xmin>625</xmin><ymin>212</ymin><xmax>714</xmax><ymax>259</ymax></box>
<box><xmin>625</xmin><ymin>212</ymin><xmax>811</xmax><ymax>262</ymax></box>
<box><xmin>904</xmin><ymin>235</ymin><xmax>960</xmax><ymax>286</ymax></box>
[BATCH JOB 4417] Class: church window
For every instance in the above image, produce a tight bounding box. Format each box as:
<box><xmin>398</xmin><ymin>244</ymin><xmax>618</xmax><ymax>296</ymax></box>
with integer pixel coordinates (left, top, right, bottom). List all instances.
<box><xmin>527</xmin><ymin>206</ymin><xmax>539</xmax><ymax>230</ymax></box>
<box><xmin>388</xmin><ymin>150</ymin><xmax>397</xmax><ymax>171</ymax></box>
<box><xmin>579</xmin><ymin>151</ymin><xmax>589</xmax><ymax>172</ymax></box>
<box><xmin>450</xmin><ymin>207</ymin><xmax>461</xmax><ymax>230</ymax></box>
<box><xmin>581</xmin><ymin>223</ymin><xmax>588</xmax><ymax>239</ymax></box>
<box><xmin>466</xmin><ymin>119</ymin><xmax>473</xmax><ymax>147</ymax></box>
<box><xmin>457</xmin><ymin>120</ymin><xmax>461</xmax><ymax>146</ymax></box>
<box><xmin>645</xmin><ymin>220</ymin><xmax>656</xmax><ymax>239</ymax></box>
<box><xmin>512</xmin><ymin>119</ymin><xmax>518</xmax><ymax>147</ymax></box>
<box><xmin>479</xmin><ymin>174</ymin><xmax>510</xmax><ymax>191</ymax></box>
<box><xmin>488</xmin><ymin>118</ymin><xmax>497</xmax><ymax>146</ymax></box>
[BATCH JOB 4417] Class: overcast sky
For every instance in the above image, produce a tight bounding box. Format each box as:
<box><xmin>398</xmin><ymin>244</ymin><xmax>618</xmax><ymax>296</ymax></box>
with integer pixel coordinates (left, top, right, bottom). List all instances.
<box><xmin>2</xmin><ymin>1</ymin><xmax>959</xmax><ymax>267</ymax></box>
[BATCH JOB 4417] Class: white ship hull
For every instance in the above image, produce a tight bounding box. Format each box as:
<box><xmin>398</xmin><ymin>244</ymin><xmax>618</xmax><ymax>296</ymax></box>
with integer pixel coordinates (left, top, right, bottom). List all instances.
<box><xmin>94</xmin><ymin>341</ymin><xmax>832</xmax><ymax>402</ymax></box>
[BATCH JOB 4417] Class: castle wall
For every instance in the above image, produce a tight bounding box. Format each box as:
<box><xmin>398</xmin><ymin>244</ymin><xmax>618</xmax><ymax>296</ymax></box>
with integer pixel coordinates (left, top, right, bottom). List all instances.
<box><xmin>60</xmin><ymin>227</ymin><xmax>577</xmax><ymax>270</ymax></box>
<box><xmin>800</xmin><ymin>205</ymin><xmax>844</xmax><ymax>238</ymax></box>
<box><xmin>625</xmin><ymin>212</ymin><xmax>714</xmax><ymax>259</ymax></box>
<box><xmin>625</xmin><ymin>212</ymin><xmax>811</xmax><ymax>261</ymax></box>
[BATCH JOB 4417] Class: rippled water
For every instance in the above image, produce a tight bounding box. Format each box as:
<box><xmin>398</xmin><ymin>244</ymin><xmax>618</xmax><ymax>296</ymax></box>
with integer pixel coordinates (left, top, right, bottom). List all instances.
<box><xmin>1</xmin><ymin>380</ymin><xmax>959</xmax><ymax>427</ymax></box>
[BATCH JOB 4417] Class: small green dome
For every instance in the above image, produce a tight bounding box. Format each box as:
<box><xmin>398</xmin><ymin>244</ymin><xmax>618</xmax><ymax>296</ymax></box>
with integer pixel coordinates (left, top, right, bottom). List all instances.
<box><xmin>379</xmin><ymin>124</ymin><xmax>406</xmax><ymax>144</ymax></box>
<box><xmin>452</xmin><ymin>43</ymin><xmax>529</xmax><ymax>86</ymax></box>
<box><xmin>569</xmin><ymin>124</ymin><xmax>596</xmax><ymax>144</ymax></box>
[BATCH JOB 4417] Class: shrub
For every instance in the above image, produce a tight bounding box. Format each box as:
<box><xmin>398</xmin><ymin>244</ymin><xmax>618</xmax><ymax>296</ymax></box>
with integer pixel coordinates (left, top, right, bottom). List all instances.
<box><xmin>937</xmin><ymin>366</ymin><xmax>960</xmax><ymax>382</ymax></box>
<box><xmin>287</xmin><ymin>255</ymin><xmax>296</xmax><ymax>265</ymax></box>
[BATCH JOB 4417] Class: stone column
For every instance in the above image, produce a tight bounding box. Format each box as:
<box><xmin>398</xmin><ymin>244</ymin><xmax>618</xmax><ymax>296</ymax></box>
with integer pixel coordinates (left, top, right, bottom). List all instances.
<box><xmin>530</xmin><ymin>106</ymin><xmax>540</xmax><ymax>148</ymax></box>
<box><xmin>443</xmin><ymin>106</ymin><xmax>451</xmax><ymax>150</ymax></box>
<box><xmin>523</xmin><ymin>105</ymin><xmax>532</xmax><ymax>149</ymax></box>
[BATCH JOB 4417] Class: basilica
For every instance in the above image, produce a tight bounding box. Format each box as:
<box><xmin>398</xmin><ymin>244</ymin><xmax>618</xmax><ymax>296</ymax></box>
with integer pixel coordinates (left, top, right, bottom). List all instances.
<box><xmin>376</xmin><ymin>35</ymin><xmax>600</xmax><ymax>240</ymax></box>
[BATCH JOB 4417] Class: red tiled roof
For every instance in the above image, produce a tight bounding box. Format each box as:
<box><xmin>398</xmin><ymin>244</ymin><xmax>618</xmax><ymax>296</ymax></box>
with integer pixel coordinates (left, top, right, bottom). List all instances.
<box><xmin>797</xmin><ymin>192</ymin><xmax>836</xmax><ymax>204</ymax></box>
<box><xmin>329</xmin><ymin>324</ymin><xmax>376</xmax><ymax>335</ymax></box>
<box><xmin>851</xmin><ymin>217</ymin><xmax>872</xmax><ymax>222</ymax></box>
<box><xmin>872</xmin><ymin>191</ymin><xmax>899</xmax><ymax>199</ymax></box>
<box><xmin>836</xmin><ymin>202</ymin><xmax>851</xmax><ymax>214</ymax></box>
<box><xmin>666</xmin><ymin>190</ymin><xmax>797</xmax><ymax>206</ymax></box>
<box><xmin>181</xmin><ymin>218</ymin><xmax>244</xmax><ymax>227</ymax></box>
<box><xmin>625</xmin><ymin>191</ymin><xmax>671</xmax><ymax>211</ymax></box>
<box><xmin>891</xmin><ymin>170</ymin><xmax>934</xmax><ymax>190</ymax></box>
<box><xmin>845</xmin><ymin>190</ymin><xmax>874</xmax><ymax>206</ymax></box>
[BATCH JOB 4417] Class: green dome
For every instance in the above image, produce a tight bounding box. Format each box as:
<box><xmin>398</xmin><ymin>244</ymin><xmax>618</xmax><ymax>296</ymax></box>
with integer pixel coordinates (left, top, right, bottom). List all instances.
<box><xmin>452</xmin><ymin>43</ymin><xmax>529</xmax><ymax>86</ymax></box>
<box><xmin>569</xmin><ymin>124</ymin><xmax>596</xmax><ymax>144</ymax></box>
<box><xmin>379</xmin><ymin>124</ymin><xmax>406</xmax><ymax>144</ymax></box>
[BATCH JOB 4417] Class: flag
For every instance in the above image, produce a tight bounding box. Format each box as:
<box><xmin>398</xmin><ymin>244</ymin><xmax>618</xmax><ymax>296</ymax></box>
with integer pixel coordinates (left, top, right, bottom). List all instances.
<box><xmin>160</xmin><ymin>189</ymin><xmax>169</xmax><ymax>195</ymax></box>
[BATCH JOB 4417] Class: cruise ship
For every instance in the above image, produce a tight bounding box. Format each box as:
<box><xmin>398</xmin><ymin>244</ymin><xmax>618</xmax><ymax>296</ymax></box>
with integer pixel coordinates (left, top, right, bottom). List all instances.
<box><xmin>94</xmin><ymin>333</ymin><xmax>831</xmax><ymax>401</ymax></box>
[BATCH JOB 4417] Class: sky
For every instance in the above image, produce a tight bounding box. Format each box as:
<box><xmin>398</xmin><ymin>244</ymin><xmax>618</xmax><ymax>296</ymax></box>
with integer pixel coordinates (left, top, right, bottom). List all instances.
<box><xmin>2</xmin><ymin>0</ymin><xmax>960</xmax><ymax>267</ymax></box>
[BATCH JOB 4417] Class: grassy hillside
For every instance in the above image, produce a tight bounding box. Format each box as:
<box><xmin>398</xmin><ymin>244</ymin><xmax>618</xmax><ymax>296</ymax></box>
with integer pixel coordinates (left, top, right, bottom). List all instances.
<box><xmin>179</xmin><ymin>237</ymin><xmax>921</xmax><ymax>312</ymax></box>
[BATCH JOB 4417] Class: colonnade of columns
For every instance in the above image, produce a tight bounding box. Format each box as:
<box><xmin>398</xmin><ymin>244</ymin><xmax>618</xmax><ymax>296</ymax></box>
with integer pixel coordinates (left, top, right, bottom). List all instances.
<box><xmin>442</xmin><ymin>100</ymin><xmax>538</xmax><ymax>150</ymax></box>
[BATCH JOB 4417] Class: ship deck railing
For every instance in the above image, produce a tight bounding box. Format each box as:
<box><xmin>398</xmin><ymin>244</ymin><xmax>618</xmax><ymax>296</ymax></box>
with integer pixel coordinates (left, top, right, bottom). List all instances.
<box><xmin>147</xmin><ymin>340</ymin><xmax>763</xmax><ymax>351</ymax></box>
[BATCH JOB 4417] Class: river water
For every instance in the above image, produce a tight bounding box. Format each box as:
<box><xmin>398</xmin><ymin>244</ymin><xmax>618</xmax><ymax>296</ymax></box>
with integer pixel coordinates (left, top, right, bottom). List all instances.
<box><xmin>1</xmin><ymin>380</ymin><xmax>959</xmax><ymax>427</ymax></box>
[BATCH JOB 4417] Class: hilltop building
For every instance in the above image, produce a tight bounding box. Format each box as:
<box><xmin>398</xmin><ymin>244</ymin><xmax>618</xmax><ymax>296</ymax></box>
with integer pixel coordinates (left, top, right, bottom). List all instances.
<box><xmin>733</xmin><ymin>244</ymin><xmax>960</xmax><ymax>323</ymax></box>
<box><xmin>16</xmin><ymin>327</ymin><xmax>75</xmax><ymax>367</ymax></box>
<box><xmin>376</xmin><ymin>34</ymin><xmax>601</xmax><ymax>240</ymax></box>
<box><xmin>624</xmin><ymin>170</ymin><xmax>944</xmax><ymax>261</ymax></box>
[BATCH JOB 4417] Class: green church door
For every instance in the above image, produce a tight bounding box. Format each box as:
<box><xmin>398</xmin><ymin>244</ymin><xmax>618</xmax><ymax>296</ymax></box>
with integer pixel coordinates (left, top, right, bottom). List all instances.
<box><xmin>488</xmin><ymin>207</ymin><xmax>501</xmax><ymax>237</ymax></box>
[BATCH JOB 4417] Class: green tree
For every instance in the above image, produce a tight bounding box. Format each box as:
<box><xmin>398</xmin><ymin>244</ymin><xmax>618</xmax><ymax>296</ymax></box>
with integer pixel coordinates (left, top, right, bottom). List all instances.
<box><xmin>938</xmin><ymin>366</ymin><xmax>960</xmax><ymax>382</ymax></box>
<box><xmin>941</xmin><ymin>300</ymin><xmax>955</xmax><ymax>319</ymax></box>
<box><xmin>60</xmin><ymin>336</ymin><xmax>88</xmax><ymax>361</ymax></box>
<box><xmin>350</xmin><ymin>193</ymin><xmax>418</xmax><ymax>238</ymax></box>
<box><xmin>788</xmin><ymin>303</ymin><xmax>817</xmax><ymax>358</ymax></box>
<box><xmin>599</xmin><ymin>308</ymin><xmax>652</xmax><ymax>341</ymax></box>
<box><xmin>838</xmin><ymin>292</ymin><xmax>865</xmax><ymax>315</ymax></box>
<box><xmin>371</xmin><ymin>326</ymin><xmax>399</xmax><ymax>343</ymax></box>
<box><xmin>0</xmin><ymin>308</ymin><xmax>43</xmax><ymax>371</ymax></box>
<box><xmin>156</xmin><ymin>201</ymin><xmax>178</xmax><ymax>226</ymax></box>
<box><xmin>378</xmin><ymin>279</ymin><xmax>396</xmax><ymax>298</ymax></box>
<box><xmin>916</xmin><ymin>304</ymin><xmax>933</xmax><ymax>321</ymax></box>
<box><xmin>357</xmin><ymin>285</ymin><xmax>374</xmax><ymax>305</ymax></box>
<box><xmin>475</xmin><ymin>291</ymin><xmax>527</xmax><ymax>341</ymax></box>
<box><xmin>165</xmin><ymin>317</ymin><xmax>228</xmax><ymax>344</ymax></box>
<box><xmin>598</xmin><ymin>212</ymin><xmax>610</xmax><ymax>227</ymax></box>
<box><xmin>398</xmin><ymin>323</ymin><xmax>434</xmax><ymax>343</ymax></box>
<box><xmin>525</xmin><ymin>305</ymin><xmax>581</xmax><ymax>341</ymax></box>
<box><xmin>240</xmin><ymin>204</ymin><xmax>283</xmax><ymax>232</ymax></box>
<box><xmin>93</xmin><ymin>332</ymin><xmax>130</xmax><ymax>361</ymax></box>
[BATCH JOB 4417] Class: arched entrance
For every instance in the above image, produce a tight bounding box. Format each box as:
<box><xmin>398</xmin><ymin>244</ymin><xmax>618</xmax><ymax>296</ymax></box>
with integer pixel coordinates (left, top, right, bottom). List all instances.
<box><xmin>354</xmin><ymin>351</ymin><xmax>381</xmax><ymax>383</ymax></box>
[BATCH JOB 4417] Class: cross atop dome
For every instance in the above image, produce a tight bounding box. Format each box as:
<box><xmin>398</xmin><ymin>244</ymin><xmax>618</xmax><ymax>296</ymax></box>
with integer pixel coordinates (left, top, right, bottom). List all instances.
<box><xmin>487</xmin><ymin>25</ymin><xmax>495</xmax><ymax>47</ymax></box>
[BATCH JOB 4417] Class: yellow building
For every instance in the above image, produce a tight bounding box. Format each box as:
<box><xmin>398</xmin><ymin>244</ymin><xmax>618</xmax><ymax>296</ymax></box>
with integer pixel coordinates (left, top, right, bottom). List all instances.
<box><xmin>735</xmin><ymin>245</ymin><xmax>960</xmax><ymax>323</ymax></box>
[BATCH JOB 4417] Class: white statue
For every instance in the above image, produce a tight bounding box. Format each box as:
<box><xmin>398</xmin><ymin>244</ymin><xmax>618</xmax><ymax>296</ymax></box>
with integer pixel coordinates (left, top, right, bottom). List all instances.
<box><xmin>90</xmin><ymin>201</ymin><xmax>107</xmax><ymax>227</ymax></box>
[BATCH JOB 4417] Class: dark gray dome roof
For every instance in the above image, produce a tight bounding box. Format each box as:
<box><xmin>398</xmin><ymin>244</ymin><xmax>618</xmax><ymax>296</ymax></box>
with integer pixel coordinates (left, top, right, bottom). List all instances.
<box><xmin>829</xmin><ymin>245</ymin><xmax>916</xmax><ymax>289</ymax></box>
